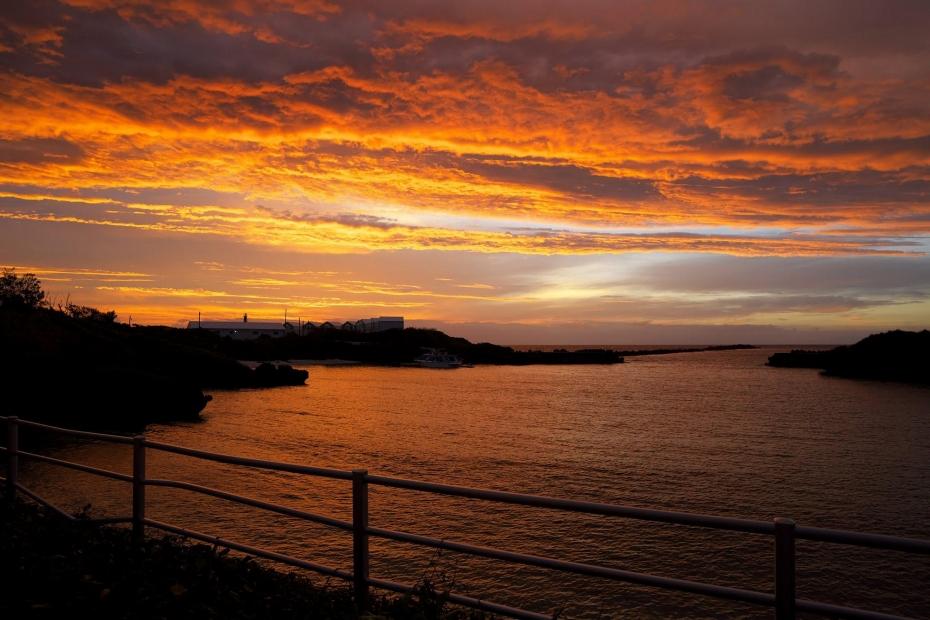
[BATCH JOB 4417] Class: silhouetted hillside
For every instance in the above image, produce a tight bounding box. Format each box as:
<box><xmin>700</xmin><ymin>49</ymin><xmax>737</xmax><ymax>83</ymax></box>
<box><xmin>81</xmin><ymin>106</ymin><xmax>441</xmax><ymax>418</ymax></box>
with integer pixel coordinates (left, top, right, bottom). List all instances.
<box><xmin>0</xmin><ymin>304</ymin><xmax>624</xmax><ymax>430</ymax></box>
<box><xmin>207</xmin><ymin>326</ymin><xmax>624</xmax><ymax>365</ymax></box>
<box><xmin>767</xmin><ymin>330</ymin><xmax>930</xmax><ymax>385</ymax></box>
<box><xmin>0</xmin><ymin>306</ymin><xmax>307</xmax><ymax>430</ymax></box>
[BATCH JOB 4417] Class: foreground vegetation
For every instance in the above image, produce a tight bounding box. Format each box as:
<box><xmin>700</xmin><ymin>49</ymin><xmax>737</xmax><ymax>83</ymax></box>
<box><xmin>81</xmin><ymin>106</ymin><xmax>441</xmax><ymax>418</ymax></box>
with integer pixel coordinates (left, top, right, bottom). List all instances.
<box><xmin>767</xmin><ymin>330</ymin><xmax>930</xmax><ymax>385</ymax></box>
<box><xmin>0</xmin><ymin>499</ymin><xmax>489</xmax><ymax>620</ymax></box>
<box><xmin>0</xmin><ymin>269</ymin><xmax>300</xmax><ymax>429</ymax></box>
<box><xmin>0</xmin><ymin>304</ymin><xmax>308</xmax><ymax>429</ymax></box>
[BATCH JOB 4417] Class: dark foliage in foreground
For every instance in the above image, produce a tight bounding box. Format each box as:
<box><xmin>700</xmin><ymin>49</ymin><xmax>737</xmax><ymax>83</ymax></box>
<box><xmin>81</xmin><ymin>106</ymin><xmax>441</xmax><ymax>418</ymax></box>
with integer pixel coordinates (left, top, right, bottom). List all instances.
<box><xmin>0</xmin><ymin>303</ymin><xmax>306</xmax><ymax>430</ymax></box>
<box><xmin>0</xmin><ymin>500</ymin><xmax>490</xmax><ymax>620</ymax></box>
<box><xmin>767</xmin><ymin>330</ymin><xmax>930</xmax><ymax>385</ymax></box>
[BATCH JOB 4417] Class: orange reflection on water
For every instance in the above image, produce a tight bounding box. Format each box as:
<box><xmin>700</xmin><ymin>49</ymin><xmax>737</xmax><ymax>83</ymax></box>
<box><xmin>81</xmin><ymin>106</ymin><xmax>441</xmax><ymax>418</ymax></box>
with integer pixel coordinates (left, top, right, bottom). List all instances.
<box><xmin>20</xmin><ymin>349</ymin><xmax>930</xmax><ymax>617</ymax></box>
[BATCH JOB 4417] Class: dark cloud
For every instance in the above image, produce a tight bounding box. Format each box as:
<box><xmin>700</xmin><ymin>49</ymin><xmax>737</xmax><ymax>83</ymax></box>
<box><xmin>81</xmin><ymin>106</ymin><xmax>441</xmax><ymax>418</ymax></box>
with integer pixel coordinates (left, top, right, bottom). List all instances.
<box><xmin>0</xmin><ymin>184</ymin><xmax>245</xmax><ymax>207</ymax></box>
<box><xmin>1</xmin><ymin>3</ymin><xmax>373</xmax><ymax>86</ymax></box>
<box><xmin>254</xmin><ymin>205</ymin><xmax>399</xmax><ymax>229</ymax></box>
<box><xmin>0</xmin><ymin>194</ymin><xmax>164</xmax><ymax>227</ymax></box>
<box><xmin>412</xmin><ymin>318</ymin><xmax>877</xmax><ymax>345</ymax></box>
<box><xmin>0</xmin><ymin>137</ymin><xmax>85</xmax><ymax>165</ymax></box>
<box><xmin>722</xmin><ymin>65</ymin><xmax>806</xmax><ymax>102</ymax></box>
<box><xmin>281</xmin><ymin>142</ymin><xmax>661</xmax><ymax>204</ymax></box>
<box><xmin>372</xmin><ymin>2</ymin><xmax>928</xmax><ymax>90</ymax></box>
<box><xmin>586</xmin><ymin>291</ymin><xmax>912</xmax><ymax>324</ymax></box>
<box><xmin>53</xmin><ymin>16</ymin><xmax>320</xmax><ymax>86</ymax></box>
<box><xmin>673</xmin><ymin>131</ymin><xmax>930</xmax><ymax>162</ymax></box>
<box><xmin>625</xmin><ymin>255</ymin><xmax>930</xmax><ymax>294</ymax></box>
<box><xmin>3</xmin><ymin>0</ymin><xmax>927</xmax><ymax>90</ymax></box>
<box><xmin>437</xmin><ymin>155</ymin><xmax>661</xmax><ymax>202</ymax></box>
<box><xmin>702</xmin><ymin>46</ymin><xmax>840</xmax><ymax>76</ymax></box>
<box><xmin>675</xmin><ymin>169</ymin><xmax>930</xmax><ymax>206</ymax></box>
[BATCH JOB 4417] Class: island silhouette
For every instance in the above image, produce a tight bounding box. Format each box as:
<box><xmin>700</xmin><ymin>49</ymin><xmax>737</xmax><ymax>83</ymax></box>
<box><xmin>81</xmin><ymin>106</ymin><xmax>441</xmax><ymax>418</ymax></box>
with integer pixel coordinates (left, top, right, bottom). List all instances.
<box><xmin>767</xmin><ymin>330</ymin><xmax>930</xmax><ymax>385</ymax></box>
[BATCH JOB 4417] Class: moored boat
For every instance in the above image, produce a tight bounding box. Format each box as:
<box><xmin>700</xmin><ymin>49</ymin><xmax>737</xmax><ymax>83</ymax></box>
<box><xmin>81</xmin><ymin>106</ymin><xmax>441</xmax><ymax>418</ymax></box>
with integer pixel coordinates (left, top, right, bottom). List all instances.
<box><xmin>414</xmin><ymin>350</ymin><xmax>465</xmax><ymax>368</ymax></box>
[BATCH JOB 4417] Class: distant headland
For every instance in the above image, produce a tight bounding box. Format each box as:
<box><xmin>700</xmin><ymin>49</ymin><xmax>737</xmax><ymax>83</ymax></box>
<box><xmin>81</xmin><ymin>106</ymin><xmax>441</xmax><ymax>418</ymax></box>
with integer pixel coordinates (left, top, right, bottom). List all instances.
<box><xmin>0</xmin><ymin>269</ymin><xmax>624</xmax><ymax>430</ymax></box>
<box><xmin>767</xmin><ymin>330</ymin><xmax>930</xmax><ymax>386</ymax></box>
<box><xmin>181</xmin><ymin>311</ymin><xmax>625</xmax><ymax>365</ymax></box>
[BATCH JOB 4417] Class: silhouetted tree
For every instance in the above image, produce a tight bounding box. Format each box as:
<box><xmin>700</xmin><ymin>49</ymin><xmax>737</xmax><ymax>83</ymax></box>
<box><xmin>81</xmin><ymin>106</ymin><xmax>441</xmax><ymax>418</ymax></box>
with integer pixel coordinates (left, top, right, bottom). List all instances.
<box><xmin>0</xmin><ymin>268</ymin><xmax>45</xmax><ymax>309</ymax></box>
<box><xmin>65</xmin><ymin>303</ymin><xmax>117</xmax><ymax>323</ymax></box>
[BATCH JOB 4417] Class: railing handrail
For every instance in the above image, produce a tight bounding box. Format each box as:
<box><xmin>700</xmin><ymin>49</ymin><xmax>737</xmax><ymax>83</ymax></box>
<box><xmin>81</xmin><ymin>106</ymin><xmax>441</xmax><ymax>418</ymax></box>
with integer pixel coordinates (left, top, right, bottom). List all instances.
<box><xmin>143</xmin><ymin>438</ymin><xmax>353</xmax><ymax>480</ymax></box>
<box><xmin>11</xmin><ymin>417</ymin><xmax>136</xmax><ymax>444</ymax></box>
<box><xmin>6</xmin><ymin>415</ymin><xmax>927</xmax><ymax>552</ymax></box>
<box><xmin>2</xmin><ymin>415</ymin><xmax>927</xmax><ymax>620</ymax></box>
<box><xmin>145</xmin><ymin>477</ymin><xmax>354</xmax><ymax>531</ymax></box>
<box><xmin>365</xmin><ymin>524</ymin><xmax>776</xmax><ymax>606</ymax></box>
<box><xmin>795</xmin><ymin>525</ymin><xmax>930</xmax><ymax>555</ymax></box>
<box><xmin>365</xmin><ymin>472</ymin><xmax>775</xmax><ymax>534</ymax></box>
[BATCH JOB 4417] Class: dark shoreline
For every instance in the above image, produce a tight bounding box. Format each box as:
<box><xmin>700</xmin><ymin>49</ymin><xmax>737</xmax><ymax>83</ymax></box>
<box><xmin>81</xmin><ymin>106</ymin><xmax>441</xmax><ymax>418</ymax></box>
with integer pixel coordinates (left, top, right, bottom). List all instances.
<box><xmin>611</xmin><ymin>344</ymin><xmax>756</xmax><ymax>357</ymax></box>
<box><xmin>213</xmin><ymin>326</ymin><xmax>625</xmax><ymax>366</ymax></box>
<box><xmin>767</xmin><ymin>330</ymin><xmax>929</xmax><ymax>386</ymax></box>
<box><xmin>2</xmin><ymin>305</ymin><xmax>624</xmax><ymax>430</ymax></box>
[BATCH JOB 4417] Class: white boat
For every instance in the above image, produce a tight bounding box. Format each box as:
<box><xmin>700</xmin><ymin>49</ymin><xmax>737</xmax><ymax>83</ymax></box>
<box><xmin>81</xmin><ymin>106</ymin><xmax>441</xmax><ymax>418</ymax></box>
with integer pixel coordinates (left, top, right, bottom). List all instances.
<box><xmin>414</xmin><ymin>350</ymin><xmax>464</xmax><ymax>368</ymax></box>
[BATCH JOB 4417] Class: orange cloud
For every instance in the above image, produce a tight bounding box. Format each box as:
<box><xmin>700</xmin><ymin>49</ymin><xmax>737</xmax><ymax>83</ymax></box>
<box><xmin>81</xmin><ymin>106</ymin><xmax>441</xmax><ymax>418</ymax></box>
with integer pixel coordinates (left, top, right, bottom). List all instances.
<box><xmin>2</xmin><ymin>61</ymin><xmax>928</xmax><ymax>240</ymax></box>
<box><xmin>2</xmin><ymin>1</ymin><xmax>929</xmax><ymax>330</ymax></box>
<box><xmin>0</xmin><ymin>199</ymin><xmax>916</xmax><ymax>257</ymax></box>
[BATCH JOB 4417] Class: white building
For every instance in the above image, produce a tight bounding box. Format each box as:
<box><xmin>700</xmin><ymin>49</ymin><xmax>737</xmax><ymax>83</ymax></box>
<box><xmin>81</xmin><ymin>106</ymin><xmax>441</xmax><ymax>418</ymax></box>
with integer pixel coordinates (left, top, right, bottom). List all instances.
<box><xmin>188</xmin><ymin>314</ymin><xmax>404</xmax><ymax>337</ymax></box>
<box><xmin>187</xmin><ymin>314</ymin><xmax>294</xmax><ymax>339</ymax></box>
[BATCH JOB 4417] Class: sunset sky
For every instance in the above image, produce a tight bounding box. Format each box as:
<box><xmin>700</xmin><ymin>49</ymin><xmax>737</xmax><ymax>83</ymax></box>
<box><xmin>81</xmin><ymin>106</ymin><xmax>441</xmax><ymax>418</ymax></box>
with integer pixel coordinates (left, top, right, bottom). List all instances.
<box><xmin>2</xmin><ymin>0</ymin><xmax>929</xmax><ymax>343</ymax></box>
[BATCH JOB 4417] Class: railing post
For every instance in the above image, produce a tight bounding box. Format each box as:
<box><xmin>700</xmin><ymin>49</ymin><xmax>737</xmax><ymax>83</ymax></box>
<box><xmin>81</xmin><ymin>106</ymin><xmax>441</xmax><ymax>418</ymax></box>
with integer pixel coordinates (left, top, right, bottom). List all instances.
<box><xmin>132</xmin><ymin>435</ymin><xmax>146</xmax><ymax>545</ymax></box>
<box><xmin>352</xmin><ymin>468</ymin><xmax>369</xmax><ymax>612</ymax></box>
<box><xmin>5</xmin><ymin>417</ymin><xmax>18</xmax><ymax>505</ymax></box>
<box><xmin>774</xmin><ymin>517</ymin><xmax>796</xmax><ymax>620</ymax></box>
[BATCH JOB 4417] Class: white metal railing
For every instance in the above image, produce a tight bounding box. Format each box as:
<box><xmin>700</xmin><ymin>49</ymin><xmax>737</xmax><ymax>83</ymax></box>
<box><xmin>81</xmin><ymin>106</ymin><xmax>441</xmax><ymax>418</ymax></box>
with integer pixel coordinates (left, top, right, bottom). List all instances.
<box><xmin>3</xmin><ymin>415</ymin><xmax>929</xmax><ymax>620</ymax></box>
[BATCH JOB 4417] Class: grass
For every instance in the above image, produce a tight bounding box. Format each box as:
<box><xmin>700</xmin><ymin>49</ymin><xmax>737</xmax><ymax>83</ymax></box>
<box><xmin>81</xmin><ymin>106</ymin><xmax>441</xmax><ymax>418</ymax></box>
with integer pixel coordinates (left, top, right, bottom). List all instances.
<box><xmin>0</xmin><ymin>498</ymin><xmax>492</xmax><ymax>620</ymax></box>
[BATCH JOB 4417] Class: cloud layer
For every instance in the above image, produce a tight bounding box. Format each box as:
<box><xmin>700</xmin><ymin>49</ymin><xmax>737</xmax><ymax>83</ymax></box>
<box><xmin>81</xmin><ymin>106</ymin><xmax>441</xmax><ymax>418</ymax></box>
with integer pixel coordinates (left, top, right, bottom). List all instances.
<box><xmin>1</xmin><ymin>1</ymin><xmax>929</xmax><ymax>335</ymax></box>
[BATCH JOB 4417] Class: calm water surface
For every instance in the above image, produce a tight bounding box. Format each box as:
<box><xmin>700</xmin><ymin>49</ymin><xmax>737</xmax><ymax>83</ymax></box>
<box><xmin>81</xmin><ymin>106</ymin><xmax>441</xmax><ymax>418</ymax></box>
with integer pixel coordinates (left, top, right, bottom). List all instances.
<box><xmin>22</xmin><ymin>348</ymin><xmax>930</xmax><ymax>618</ymax></box>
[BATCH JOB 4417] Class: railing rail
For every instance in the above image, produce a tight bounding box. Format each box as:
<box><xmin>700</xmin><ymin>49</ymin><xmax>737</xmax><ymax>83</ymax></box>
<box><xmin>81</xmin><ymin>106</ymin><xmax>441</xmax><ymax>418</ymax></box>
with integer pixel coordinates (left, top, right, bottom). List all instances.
<box><xmin>2</xmin><ymin>415</ymin><xmax>927</xmax><ymax>620</ymax></box>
